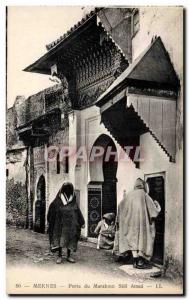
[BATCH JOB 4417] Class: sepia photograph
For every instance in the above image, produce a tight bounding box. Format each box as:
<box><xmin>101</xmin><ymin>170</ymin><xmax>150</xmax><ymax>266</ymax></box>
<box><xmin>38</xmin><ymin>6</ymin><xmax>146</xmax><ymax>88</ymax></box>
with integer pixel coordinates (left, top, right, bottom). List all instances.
<box><xmin>6</xmin><ymin>5</ymin><xmax>184</xmax><ymax>295</ymax></box>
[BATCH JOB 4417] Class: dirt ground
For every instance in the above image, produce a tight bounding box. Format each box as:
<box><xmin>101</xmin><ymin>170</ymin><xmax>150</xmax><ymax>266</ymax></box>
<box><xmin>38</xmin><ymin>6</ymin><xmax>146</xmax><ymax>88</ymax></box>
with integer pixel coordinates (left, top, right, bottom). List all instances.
<box><xmin>6</xmin><ymin>226</ymin><xmax>126</xmax><ymax>278</ymax></box>
<box><xmin>6</xmin><ymin>226</ymin><xmax>183</xmax><ymax>295</ymax></box>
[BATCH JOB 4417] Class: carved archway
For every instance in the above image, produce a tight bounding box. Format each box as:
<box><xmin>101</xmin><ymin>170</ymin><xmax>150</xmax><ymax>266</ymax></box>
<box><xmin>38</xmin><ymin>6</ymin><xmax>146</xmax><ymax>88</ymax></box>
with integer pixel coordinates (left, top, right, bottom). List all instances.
<box><xmin>88</xmin><ymin>134</ymin><xmax>118</xmax><ymax>237</ymax></box>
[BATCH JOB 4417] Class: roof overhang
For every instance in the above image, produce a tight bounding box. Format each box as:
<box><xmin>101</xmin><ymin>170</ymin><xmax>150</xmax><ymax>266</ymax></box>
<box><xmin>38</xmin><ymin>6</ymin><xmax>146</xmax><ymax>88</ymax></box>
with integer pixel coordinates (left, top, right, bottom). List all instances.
<box><xmin>16</xmin><ymin>108</ymin><xmax>61</xmax><ymax>142</ymax></box>
<box><xmin>96</xmin><ymin>37</ymin><xmax>180</xmax><ymax>108</ymax></box>
<box><xmin>23</xmin><ymin>14</ymin><xmax>99</xmax><ymax>75</ymax></box>
<box><xmin>6</xmin><ymin>145</ymin><xmax>27</xmax><ymax>153</ymax></box>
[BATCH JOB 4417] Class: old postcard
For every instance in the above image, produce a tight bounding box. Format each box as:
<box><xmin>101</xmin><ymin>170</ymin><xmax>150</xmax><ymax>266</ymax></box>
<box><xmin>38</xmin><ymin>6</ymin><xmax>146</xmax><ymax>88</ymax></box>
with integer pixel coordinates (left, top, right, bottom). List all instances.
<box><xmin>6</xmin><ymin>6</ymin><xmax>184</xmax><ymax>295</ymax></box>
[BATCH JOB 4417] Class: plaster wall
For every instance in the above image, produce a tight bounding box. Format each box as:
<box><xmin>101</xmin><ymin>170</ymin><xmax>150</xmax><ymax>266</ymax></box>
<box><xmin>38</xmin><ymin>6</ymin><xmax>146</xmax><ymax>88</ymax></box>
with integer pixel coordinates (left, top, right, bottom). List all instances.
<box><xmin>140</xmin><ymin>132</ymin><xmax>183</xmax><ymax>275</ymax></box>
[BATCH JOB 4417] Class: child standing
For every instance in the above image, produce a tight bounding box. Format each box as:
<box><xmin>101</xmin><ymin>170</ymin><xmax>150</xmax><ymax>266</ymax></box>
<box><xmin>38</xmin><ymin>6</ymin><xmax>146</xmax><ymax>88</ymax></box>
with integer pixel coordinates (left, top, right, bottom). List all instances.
<box><xmin>47</xmin><ymin>182</ymin><xmax>85</xmax><ymax>264</ymax></box>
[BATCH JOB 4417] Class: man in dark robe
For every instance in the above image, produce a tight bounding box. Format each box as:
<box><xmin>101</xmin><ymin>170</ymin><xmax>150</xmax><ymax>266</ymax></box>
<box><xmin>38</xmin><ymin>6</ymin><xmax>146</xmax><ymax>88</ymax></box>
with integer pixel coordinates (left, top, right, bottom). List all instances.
<box><xmin>113</xmin><ymin>178</ymin><xmax>161</xmax><ymax>269</ymax></box>
<box><xmin>47</xmin><ymin>182</ymin><xmax>85</xmax><ymax>264</ymax></box>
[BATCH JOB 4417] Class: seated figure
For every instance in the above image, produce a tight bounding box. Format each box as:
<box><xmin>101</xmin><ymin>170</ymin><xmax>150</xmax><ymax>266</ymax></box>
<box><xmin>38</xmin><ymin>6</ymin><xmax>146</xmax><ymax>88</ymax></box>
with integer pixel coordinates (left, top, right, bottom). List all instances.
<box><xmin>94</xmin><ymin>213</ymin><xmax>116</xmax><ymax>250</ymax></box>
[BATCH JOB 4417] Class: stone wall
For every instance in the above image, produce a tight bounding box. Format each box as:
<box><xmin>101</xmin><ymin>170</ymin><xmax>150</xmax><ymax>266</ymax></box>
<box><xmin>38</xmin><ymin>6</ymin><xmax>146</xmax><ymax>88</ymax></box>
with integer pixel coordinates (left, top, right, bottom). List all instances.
<box><xmin>6</xmin><ymin>148</ymin><xmax>28</xmax><ymax>228</ymax></box>
<box><xmin>7</xmin><ymin>106</ymin><xmax>18</xmax><ymax>149</ymax></box>
<box><xmin>47</xmin><ymin>128</ymin><xmax>69</xmax><ymax>205</ymax></box>
<box><xmin>6</xmin><ymin>178</ymin><xmax>28</xmax><ymax>228</ymax></box>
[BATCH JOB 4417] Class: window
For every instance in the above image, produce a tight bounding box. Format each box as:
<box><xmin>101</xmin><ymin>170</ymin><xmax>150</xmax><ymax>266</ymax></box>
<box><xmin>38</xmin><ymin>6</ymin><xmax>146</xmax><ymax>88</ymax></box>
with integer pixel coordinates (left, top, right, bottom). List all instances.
<box><xmin>132</xmin><ymin>9</ymin><xmax>140</xmax><ymax>37</ymax></box>
<box><xmin>63</xmin><ymin>150</ymin><xmax>69</xmax><ymax>174</ymax></box>
<box><xmin>56</xmin><ymin>153</ymin><xmax>60</xmax><ymax>174</ymax></box>
<box><xmin>65</xmin><ymin>154</ymin><xmax>69</xmax><ymax>174</ymax></box>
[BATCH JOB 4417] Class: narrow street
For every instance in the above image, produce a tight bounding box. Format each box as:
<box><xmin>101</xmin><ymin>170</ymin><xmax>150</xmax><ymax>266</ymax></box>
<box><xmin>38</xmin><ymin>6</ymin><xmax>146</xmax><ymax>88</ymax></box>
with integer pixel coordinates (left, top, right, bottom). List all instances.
<box><xmin>6</xmin><ymin>226</ymin><xmax>182</xmax><ymax>295</ymax></box>
<box><xmin>6</xmin><ymin>226</ymin><xmax>125</xmax><ymax>278</ymax></box>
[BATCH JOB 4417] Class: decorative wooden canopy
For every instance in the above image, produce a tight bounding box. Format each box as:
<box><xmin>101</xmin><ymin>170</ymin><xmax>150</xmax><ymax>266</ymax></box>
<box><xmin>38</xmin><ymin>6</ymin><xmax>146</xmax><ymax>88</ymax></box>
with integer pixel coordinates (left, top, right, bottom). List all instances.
<box><xmin>23</xmin><ymin>8</ymin><xmax>133</xmax><ymax>76</ymax></box>
<box><xmin>23</xmin><ymin>14</ymin><xmax>101</xmax><ymax>75</ymax></box>
<box><xmin>96</xmin><ymin>37</ymin><xmax>179</xmax><ymax>107</ymax></box>
<box><xmin>96</xmin><ymin>37</ymin><xmax>180</xmax><ymax>163</ymax></box>
<box><xmin>23</xmin><ymin>8</ymin><xmax>137</xmax><ymax>111</ymax></box>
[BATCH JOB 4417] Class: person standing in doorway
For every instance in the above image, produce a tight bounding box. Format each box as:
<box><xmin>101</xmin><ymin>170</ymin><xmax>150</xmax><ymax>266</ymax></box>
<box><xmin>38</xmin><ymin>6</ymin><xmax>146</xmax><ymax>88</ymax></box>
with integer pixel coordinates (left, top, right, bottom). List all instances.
<box><xmin>47</xmin><ymin>182</ymin><xmax>85</xmax><ymax>264</ymax></box>
<box><xmin>113</xmin><ymin>178</ymin><xmax>161</xmax><ymax>269</ymax></box>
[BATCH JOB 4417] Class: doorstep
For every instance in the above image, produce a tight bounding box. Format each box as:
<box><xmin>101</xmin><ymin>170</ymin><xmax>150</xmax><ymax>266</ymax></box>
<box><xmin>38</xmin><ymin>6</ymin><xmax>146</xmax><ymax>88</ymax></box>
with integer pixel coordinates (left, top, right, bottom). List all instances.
<box><xmin>119</xmin><ymin>264</ymin><xmax>163</xmax><ymax>279</ymax></box>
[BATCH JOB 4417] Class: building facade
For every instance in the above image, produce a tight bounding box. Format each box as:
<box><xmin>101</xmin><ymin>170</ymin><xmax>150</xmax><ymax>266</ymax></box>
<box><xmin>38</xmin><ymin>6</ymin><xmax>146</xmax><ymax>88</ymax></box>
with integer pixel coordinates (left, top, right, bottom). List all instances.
<box><xmin>7</xmin><ymin>7</ymin><xmax>183</xmax><ymax>277</ymax></box>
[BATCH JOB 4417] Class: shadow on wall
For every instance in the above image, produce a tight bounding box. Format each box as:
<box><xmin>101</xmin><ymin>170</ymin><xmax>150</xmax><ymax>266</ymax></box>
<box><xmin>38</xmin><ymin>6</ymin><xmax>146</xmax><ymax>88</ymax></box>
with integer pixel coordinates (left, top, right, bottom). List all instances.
<box><xmin>6</xmin><ymin>178</ymin><xmax>28</xmax><ymax>228</ymax></box>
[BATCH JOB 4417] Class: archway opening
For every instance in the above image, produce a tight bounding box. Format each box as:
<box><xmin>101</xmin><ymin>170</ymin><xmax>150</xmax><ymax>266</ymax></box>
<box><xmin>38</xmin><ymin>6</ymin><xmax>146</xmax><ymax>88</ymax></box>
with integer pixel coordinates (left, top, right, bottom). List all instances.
<box><xmin>88</xmin><ymin>134</ymin><xmax>118</xmax><ymax>237</ymax></box>
<box><xmin>34</xmin><ymin>175</ymin><xmax>46</xmax><ymax>233</ymax></box>
<box><xmin>102</xmin><ymin>139</ymin><xmax>117</xmax><ymax>215</ymax></box>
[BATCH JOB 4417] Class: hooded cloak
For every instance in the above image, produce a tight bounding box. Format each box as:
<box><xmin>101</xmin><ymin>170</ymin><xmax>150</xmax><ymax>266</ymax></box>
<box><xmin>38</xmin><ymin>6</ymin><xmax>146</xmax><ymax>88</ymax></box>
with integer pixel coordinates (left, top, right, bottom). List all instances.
<box><xmin>113</xmin><ymin>178</ymin><xmax>161</xmax><ymax>259</ymax></box>
<box><xmin>47</xmin><ymin>182</ymin><xmax>85</xmax><ymax>252</ymax></box>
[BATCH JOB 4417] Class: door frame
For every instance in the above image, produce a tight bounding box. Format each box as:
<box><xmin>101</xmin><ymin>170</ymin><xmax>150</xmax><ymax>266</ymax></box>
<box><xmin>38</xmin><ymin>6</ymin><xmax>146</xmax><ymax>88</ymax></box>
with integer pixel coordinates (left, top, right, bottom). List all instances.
<box><xmin>34</xmin><ymin>174</ymin><xmax>46</xmax><ymax>233</ymax></box>
<box><xmin>144</xmin><ymin>171</ymin><xmax>166</xmax><ymax>266</ymax></box>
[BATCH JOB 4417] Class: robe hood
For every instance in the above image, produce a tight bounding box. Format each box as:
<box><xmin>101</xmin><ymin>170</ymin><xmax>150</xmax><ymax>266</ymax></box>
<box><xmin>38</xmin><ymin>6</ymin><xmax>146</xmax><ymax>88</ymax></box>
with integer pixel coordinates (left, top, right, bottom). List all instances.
<box><xmin>134</xmin><ymin>178</ymin><xmax>147</xmax><ymax>192</ymax></box>
<box><xmin>61</xmin><ymin>182</ymin><xmax>74</xmax><ymax>197</ymax></box>
<box><xmin>58</xmin><ymin>182</ymin><xmax>75</xmax><ymax>204</ymax></box>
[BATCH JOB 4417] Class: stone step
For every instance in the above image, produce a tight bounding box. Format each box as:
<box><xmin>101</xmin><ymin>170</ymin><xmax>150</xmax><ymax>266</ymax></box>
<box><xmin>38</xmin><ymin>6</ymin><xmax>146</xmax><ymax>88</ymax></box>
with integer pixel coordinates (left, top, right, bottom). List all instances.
<box><xmin>119</xmin><ymin>264</ymin><xmax>163</xmax><ymax>279</ymax></box>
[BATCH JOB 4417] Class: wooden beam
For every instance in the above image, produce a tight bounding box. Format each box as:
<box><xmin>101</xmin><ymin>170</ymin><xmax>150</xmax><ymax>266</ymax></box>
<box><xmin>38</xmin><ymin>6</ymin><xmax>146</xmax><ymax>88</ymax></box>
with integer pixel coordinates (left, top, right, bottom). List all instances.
<box><xmin>100</xmin><ymin>89</ymin><xmax>126</xmax><ymax>113</ymax></box>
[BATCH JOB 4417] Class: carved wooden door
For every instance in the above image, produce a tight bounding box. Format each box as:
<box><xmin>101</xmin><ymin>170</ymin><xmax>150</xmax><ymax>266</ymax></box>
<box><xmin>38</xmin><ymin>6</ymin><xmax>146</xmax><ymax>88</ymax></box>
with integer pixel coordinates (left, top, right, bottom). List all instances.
<box><xmin>88</xmin><ymin>186</ymin><xmax>102</xmax><ymax>238</ymax></box>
